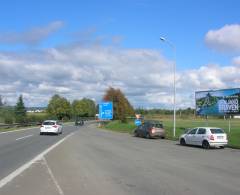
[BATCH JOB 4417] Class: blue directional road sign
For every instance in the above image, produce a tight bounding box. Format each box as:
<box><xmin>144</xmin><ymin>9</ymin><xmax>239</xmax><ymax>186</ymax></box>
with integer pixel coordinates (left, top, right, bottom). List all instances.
<box><xmin>99</xmin><ymin>102</ymin><xmax>113</xmax><ymax>120</ymax></box>
<box><xmin>135</xmin><ymin>119</ymin><xmax>142</xmax><ymax>126</ymax></box>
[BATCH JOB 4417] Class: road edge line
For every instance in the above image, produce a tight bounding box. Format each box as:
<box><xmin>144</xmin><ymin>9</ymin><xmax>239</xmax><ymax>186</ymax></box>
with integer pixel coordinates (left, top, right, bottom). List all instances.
<box><xmin>0</xmin><ymin>132</ymin><xmax>75</xmax><ymax>189</ymax></box>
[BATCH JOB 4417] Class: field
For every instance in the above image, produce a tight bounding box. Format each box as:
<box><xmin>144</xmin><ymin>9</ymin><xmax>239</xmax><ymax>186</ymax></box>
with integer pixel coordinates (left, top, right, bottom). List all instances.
<box><xmin>0</xmin><ymin>112</ymin><xmax>49</xmax><ymax>132</ymax></box>
<box><xmin>103</xmin><ymin>116</ymin><xmax>240</xmax><ymax>148</ymax></box>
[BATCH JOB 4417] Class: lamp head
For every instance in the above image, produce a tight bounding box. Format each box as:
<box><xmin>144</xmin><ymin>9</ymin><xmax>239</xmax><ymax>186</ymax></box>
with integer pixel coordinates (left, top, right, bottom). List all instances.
<box><xmin>160</xmin><ymin>37</ymin><xmax>166</xmax><ymax>41</ymax></box>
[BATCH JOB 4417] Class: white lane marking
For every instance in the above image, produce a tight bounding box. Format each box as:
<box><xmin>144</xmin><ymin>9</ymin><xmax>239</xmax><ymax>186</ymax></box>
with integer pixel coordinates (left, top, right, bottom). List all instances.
<box><xmin>0</xmin><ymin>127</ymin><xmax>37</xmax><ymax>135</ymax></box>
<box><xmin>43</xmin><ymin>157</ymin><xmax>64</xmax><ymax>195</ymax></box>
<box><xmin>0</xmin><ymin>132</ymin><xmax>75</xmax><ymax>189</ymax></box>
<box><xmin>16</xmin><ymin>134</ymin><xmax>33</xmax><ymax>141</ymax></box>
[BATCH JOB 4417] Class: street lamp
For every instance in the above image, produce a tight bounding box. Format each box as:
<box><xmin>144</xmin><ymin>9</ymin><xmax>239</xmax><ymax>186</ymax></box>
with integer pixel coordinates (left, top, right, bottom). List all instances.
<box><xmin>160</xmin><ymin>36</ymin><xmax>176</xmax><ymax>137</ymax></box>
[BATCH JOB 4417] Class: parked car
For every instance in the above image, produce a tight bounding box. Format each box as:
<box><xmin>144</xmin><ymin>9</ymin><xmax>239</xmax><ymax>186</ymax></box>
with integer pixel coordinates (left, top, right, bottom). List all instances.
<box><xmin>133</xmin><ymin>120</ymin><xmax>165</xmax><ymax>139</ymax></box>
<box><xmin>40</xmin><ymin>120</ymin><xmax>63</xmax><ymax>135</ymax></box>
<box><xmin>179</xmin><ymin>127</ymin><xmax>228</xmax><ymax>149</ymax></box>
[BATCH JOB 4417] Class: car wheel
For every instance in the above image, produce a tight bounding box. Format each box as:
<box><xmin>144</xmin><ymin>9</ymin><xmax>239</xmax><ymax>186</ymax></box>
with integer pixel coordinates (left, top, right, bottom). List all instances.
<box><xmin>145</xmin><ymin>133</ymin><xmax>150</xmax><ymax>139</ymax></box>
<box><xmin>180</xmin><ymin>138</ymin><xmax>186</xmax><ymax>146</ymax></box>
<box><xmin>40</xmin><ymin>132</ymin><xmax>43</xmax><ymax>135</ymax></box>
<box><xmin>133</xmin><ymin>131</ymin><xmax>138</xmax><ymax>137</ymax></box>
<box><xmin>202</xmin><ymin>140</ymin><xmax>210</xmax><ymax>149</ymax></box>
<box><xmin>161</xmin><ymin>136</ymin><xmax>165</xmax><ymax>139</ymax></box>
<box><xmin>220</xmin><ymin>146</ymin><xmax>225</xmax><ymax>149</ymax></box>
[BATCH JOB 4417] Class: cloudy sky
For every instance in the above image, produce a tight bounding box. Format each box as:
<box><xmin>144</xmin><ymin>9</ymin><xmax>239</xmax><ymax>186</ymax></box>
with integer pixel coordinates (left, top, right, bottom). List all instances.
<box><xmin>0</xmin><ymin>0</ymin><xmax>240</xmax><ymax>108</ymax></box>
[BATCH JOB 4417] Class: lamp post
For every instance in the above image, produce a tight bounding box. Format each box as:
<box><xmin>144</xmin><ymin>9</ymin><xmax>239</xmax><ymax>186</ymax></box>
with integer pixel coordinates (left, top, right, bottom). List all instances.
<box><xmin>160</xmin><ymin>37</ymin><xmax>176</xmax><ymax>137</ymax></box>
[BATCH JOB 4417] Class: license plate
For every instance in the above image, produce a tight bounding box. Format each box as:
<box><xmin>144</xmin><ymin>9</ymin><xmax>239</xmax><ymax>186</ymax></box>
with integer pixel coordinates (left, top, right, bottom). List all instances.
<box><xmin>45</xmin><ymin>127</ymin><xmax>51</xmax><ymax>129</ymax></box>
<box><xmin>217</xmin><ymin>136</ymin><xmax>223</xmax><ymax>139</ymax></box>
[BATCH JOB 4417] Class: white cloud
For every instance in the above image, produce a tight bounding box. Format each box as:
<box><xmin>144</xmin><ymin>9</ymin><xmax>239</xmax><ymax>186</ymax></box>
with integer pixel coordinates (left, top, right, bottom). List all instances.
<box><xmin>232</xmin><ymin>56</ymin><xmax>240</xmax><ymax>65</ymax></box>
<box><xmin>0</xmin><ymin>21</ymin><xmax>64</xmax><ymax>45</ymax></box>
<box><xmin>179</xmin><ymin>64</ymin><xmax>240</xmax><ymax>92</ymax></box>
<box><xmin>205</xmin><ymin>24</ymin><xmax>240</xmax><ymax>53</ymax></box>
<box><xmin>1</xmin><ymin>42</ymin><xmax>240</xmax><ymax>108</ymax></box>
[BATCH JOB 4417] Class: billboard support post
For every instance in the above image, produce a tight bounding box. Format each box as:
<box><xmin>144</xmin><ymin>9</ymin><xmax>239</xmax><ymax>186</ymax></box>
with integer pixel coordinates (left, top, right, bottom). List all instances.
<box><xmin>228</xmin><ymin>115</ymin><xmax>231</xmax><ymax>133</ymax></box>
<box><xmin>205</xmin><ymin>115</ymin><xmax>208</xmax><ymax>126</ymax></box>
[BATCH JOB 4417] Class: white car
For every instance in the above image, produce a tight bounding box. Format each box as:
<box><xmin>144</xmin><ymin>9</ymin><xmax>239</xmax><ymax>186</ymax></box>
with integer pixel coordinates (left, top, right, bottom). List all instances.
<box><xmin>40</xmin><ymin>120</ymin><xmax>63</xmax><ymax>135</ymax></box>
<box><xmin>179</xmin><ymin>127</ymin><xmax>228</xmax><ymax>149</ymax></box>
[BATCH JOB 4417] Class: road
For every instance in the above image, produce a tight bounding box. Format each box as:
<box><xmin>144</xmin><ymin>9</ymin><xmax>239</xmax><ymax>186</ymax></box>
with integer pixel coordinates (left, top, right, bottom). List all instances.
<box><xmin>0</xmin><ymin>123</ymin><xmax>240</xmax><ymax>195</ymax></box>
<box><xmin>0</xmin><ymin>124</ymin><xmax>79</xmax><ymax>181</ymax></box>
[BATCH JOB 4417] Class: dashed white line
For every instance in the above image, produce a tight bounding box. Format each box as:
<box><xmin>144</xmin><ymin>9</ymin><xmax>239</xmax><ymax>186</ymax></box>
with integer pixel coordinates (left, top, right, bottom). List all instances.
<box><xmin>0</xmin><ymin>132</ymin><xmax>74</xmax><ymax>188</ymax></box>
<box><xmin>16</xmin><ymin>134</ymin><xmax>33</xmax><ymax>141</ymax></box>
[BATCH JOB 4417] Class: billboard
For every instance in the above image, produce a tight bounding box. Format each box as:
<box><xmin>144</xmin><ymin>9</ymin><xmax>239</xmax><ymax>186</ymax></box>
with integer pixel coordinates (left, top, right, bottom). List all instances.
<box><xmin>195</xmin><ymin>88</ymin><xmax>240</xmax><ymax>116</ymax></box>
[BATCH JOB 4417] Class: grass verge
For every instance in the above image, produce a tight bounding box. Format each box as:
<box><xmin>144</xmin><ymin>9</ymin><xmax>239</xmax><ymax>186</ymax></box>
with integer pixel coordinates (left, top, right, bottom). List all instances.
<box><xmin>101</xmin><ymin>118</ymin><xmax>240</xmax><ymax>149</ymax></box>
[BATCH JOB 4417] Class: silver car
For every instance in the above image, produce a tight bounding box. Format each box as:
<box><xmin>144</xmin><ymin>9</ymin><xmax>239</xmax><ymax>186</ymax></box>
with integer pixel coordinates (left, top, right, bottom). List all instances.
<box><xmin>179</xmin><ymin>127</ymin><xmax>228</xmax><ymax>149</ymax></box>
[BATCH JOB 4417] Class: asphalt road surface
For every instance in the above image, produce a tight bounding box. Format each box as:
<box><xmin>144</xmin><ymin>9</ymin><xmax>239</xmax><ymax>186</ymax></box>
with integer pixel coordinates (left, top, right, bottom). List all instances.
<box><xmin>0</xmin><ymin>123</ymin><xmax>240</xmax><ymax>195</ymax></box>
<box><xmin>0</xmin><ymin>124</ymin><xmax>79</xmax><ymax>181</ymax></box>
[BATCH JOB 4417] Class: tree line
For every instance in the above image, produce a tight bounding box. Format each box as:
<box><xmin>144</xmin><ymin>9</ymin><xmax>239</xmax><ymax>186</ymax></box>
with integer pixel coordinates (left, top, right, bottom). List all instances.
<box><xmin>1</xmin><ymin>88</ymin><xmax>199</xmax><ymax>125</ymax></box>
<box><xmin>135</xmin><ymin>107</ymin><xmax>196</xmax><ymax>116</ymax></box>
<box><xmin>0</xmin><ymin>87</ymin><xmax>135</xmax><ymax>124</ymax></box>
<box><xmin>0</xmin><ymin>94</ymin><xmax>97</xmax><ymax>124</ymax></box>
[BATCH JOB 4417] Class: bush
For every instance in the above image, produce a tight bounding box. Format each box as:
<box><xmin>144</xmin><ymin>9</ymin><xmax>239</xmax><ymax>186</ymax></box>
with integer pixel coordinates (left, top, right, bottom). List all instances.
<box><xmin>26</xmin><ymin>113</ymin><xmax>50</xmax><ymax>124</ymax></box>
<box><xmin>4</xmin><ymin>115</ymin><xmax>14</xmax><ymax>124</ymax></box>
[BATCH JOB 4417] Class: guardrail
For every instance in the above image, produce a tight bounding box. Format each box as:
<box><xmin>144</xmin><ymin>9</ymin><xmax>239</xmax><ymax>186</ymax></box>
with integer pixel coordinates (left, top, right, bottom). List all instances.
<box><xmin>0</xmin><ymin>117</ymin><xmax>97</xmax><ymax>130</ymax></box>
<box><xmin>0</xmin><ymin>122</ymin><xmax>39</xmax><ymax>130</ymax></box>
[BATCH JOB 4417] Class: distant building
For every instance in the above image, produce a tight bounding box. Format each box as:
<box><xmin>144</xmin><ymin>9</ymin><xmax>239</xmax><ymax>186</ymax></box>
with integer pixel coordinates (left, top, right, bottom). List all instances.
<box><xmin>27</xmin><ymin>109</ymin><xmax>44</xmax><ymax>113</ymax></box>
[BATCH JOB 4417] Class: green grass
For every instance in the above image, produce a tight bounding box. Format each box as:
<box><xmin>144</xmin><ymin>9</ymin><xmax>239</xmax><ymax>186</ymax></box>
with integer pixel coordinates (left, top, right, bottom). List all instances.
<box><xmin>103</xmin><ymin>120</ymin><xmax>136</xmax><ymax>133</ymax></box>
<box><xmin>102</xmin><ymin>118</ymin><xmax>240</xmax><ymax>148</ymax></box>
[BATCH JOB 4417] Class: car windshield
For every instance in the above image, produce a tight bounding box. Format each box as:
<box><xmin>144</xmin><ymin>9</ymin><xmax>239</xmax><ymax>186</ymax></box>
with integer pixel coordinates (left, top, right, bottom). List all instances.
<box><xmin>43</xmin><ymin>122</ymin><xmax>55</xmax><ymax>125</ymax></box>
<box><xmin>153</xmin><ymin>123</ymin><xmax>163</xmax><ymax>128</ymax></box>
<box><xmin>210</xmin><ymin>128</ymin><xmax>224</xmax><ymax>134</ymax></box>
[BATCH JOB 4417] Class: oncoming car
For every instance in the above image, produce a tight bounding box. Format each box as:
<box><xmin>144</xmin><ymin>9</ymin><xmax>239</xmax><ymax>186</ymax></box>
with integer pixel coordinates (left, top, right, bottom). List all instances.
<box><xmin>179</xmin><ymin>127</ymin><xmax>228</xmax><ymax>149</ymax></box>
<box><xmin>40</xmin><ymin>120</ymin><xmax>63</xmax><ymax>135</ymax></box>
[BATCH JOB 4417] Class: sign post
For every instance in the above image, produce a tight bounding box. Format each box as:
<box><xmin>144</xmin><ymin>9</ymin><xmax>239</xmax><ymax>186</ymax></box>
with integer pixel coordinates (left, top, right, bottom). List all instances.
<box><xmin>228</xmin><ymin>115</ymin><xmax>231</xmax><ymax>133</ymax></box>
<box><xmin>134</xmin><ymin>114</ymin><xmax>143</xmax><ymax>126</ymax></box>
<box><xmin>134</xmin><ymin>119</ymin><xmax>142</xmax><ymax>126</ymax></box>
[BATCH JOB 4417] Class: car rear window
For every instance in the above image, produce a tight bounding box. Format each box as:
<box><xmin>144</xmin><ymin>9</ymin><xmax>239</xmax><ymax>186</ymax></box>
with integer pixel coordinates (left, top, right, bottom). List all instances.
<box><xmin>43</xmin><ymin>121</ymin><xmax>55</xmax><ymax>125</ymax></box>
<box><xmin>210</xmin><ymin>128</ymin><xmax>224</xmax><ymax>134</ymax></box>
<box><xmin>153</xmin><ymin>123</ymin><xmax>163</xmax><ymax>128</ymax></box>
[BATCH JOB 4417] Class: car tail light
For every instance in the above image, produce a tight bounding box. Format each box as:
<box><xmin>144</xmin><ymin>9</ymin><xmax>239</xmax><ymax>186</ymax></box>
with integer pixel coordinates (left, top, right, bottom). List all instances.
<box><xmin>209</xmin><ymin>134</ymin><xmax>214</xmax><ymax>140</ymax></box>
<box><xmin>151</xmin><ymin>128</ymin><xmax>156</xmax><ymax>133</ymax></box>
<box><xmin>52</xmin><ymin>125</ymin><xmax>58</xmax><ymax>128</ymax></box>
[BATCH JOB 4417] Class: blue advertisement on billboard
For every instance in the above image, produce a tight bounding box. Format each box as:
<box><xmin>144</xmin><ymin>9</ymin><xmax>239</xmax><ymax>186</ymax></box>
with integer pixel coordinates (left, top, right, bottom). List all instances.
<box><xmin>195</xmin><ymin>88</ymin><xmax>240</xmax><ymax>116</ymax></box>
<box><xmin>99</xmin><ymin>102</ymin><xmax>113</xmax><ymax>120</ymax></box>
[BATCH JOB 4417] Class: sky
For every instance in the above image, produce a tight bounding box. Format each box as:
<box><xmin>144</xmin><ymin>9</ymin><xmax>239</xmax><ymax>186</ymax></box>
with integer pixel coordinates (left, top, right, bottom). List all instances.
<box><xmin>0</xmin><ymin>0</ymin><xmax>240</xmax><ymax>109</ymax></box>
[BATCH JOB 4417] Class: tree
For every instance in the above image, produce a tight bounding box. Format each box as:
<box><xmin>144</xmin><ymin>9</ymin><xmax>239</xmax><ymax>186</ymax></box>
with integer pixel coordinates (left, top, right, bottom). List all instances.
<box><xmin>72</xmin><ymin>98</ymin><xmax>96</xmax><ymax>117</ymax></box>
<box><xmin>47</xmin><ymin>94</ymin><xmax>71</xmax><ymax>120</ymax></box>
<box><xmin>0</xmin><ymin>95</ymin><xmax>3</xmax><ymax>107</ymax></box>
<box><xmin>103</xmin><ymin>87</ymin><xmax>134</xmax><ymax>122</ymax></box>
<box><xmin>14</xmin><ymin>95</ymin><xmax>27</xmax><ymax>124</ymax></box>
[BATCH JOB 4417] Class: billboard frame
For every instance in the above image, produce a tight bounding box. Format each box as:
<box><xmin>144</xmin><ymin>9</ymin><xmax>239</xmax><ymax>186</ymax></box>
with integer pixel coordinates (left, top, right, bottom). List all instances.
<box><xmin>195</xmin><ymin>88</ymin><xmax>240</xmax><ymax>116</ymax></box>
